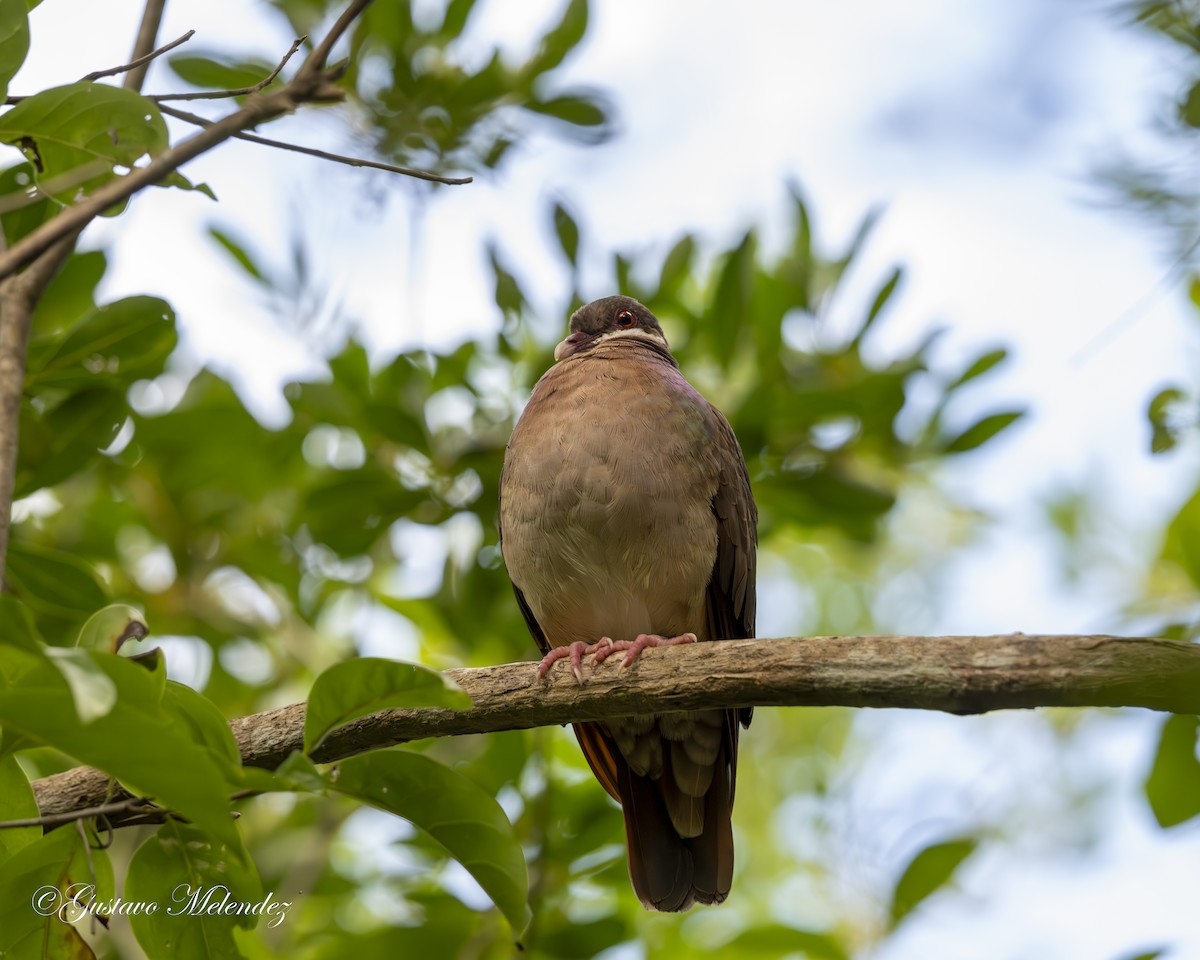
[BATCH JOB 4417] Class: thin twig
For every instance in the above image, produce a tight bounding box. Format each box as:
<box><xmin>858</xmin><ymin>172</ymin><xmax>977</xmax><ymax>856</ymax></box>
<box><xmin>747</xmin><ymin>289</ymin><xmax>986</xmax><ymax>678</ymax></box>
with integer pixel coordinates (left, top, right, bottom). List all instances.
<box><xmin>302</xmin><ymin>0</ymin><xmax>370</xmax><ymax>79</ymax></box>
<box><xmin>152</xmin><ymin>36</ymin><xmax>306</xmax><ymax>102</ymax></box>
<box><xmin>0</xmin><ymin>795</ymin><xmax>157</xmax><ymax>831</ymax></box>
<box><xmin>120</xmin><ymin>0</ymin><xmax>172</xmax><ymax>92</ymax></box>
<box><xmin>158</xmin><ymin>102</ymin><xmax>472</xmax><ymax>185</ymax></box>
<box><xmin>81</xmin><ymin>28</ymin><xmax>194</xmax><ymax>83</ymax></box>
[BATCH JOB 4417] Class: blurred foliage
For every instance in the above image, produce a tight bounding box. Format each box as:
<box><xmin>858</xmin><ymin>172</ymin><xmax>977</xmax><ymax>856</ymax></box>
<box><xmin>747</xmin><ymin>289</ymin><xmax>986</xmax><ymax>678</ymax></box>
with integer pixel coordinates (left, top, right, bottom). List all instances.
<box><xmin>0</xmin><ymin>0</ymin><xmax>1185</xmax><ymax>958</ymax></box>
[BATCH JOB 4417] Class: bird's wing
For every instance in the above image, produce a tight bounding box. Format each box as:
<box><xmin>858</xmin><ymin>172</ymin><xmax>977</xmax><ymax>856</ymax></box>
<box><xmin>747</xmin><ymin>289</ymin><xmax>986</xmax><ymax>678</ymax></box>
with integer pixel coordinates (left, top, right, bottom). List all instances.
<box><xmin>704</xmin><ymin>404</ymin><xmax>758</xmax><ymax>726</ymax></box>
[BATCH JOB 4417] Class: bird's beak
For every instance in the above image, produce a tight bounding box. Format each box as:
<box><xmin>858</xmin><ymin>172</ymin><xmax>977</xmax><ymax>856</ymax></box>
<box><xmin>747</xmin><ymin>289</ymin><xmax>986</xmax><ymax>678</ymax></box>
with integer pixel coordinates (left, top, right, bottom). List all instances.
<box><xmin>554</xmin><ymin>331</ymin><xmax>596</xmax><ymax>361</ymax></box>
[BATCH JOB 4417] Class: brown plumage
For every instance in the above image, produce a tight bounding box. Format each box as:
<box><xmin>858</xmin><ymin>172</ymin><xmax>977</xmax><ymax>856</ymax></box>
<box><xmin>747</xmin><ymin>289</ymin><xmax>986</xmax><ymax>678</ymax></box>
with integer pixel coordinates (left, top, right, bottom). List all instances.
<box><xmin>498</xmin><ymin>296</ymin><xmax>757</xmax><ymax>911</ymax></box>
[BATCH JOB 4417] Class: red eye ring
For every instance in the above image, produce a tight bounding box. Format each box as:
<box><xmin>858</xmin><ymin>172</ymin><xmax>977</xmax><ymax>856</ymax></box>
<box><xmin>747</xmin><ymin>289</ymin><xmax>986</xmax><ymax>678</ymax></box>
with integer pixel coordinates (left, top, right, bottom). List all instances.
<box><xmin>616</xmin><ymin>310</ymin><xmax>636</xmax><ymax>328</ymax></box>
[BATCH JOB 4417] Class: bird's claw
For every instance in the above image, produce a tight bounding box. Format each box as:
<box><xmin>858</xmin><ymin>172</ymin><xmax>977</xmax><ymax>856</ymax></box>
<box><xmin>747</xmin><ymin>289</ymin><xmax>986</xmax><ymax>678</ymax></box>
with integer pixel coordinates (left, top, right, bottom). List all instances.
<box><xmin>537</xmin><ymin>632</ymin><xmax>697</xmax><ymax>681</ymax></box>
<box><xmin>536</xmin><ymin>637</ymin><xmax>615</xmax><ymax>683</ymax></box>
<box><xmin>592</xmin><ymin>632</ymin><xmax>697</xmax><ymax>670</ymax></box>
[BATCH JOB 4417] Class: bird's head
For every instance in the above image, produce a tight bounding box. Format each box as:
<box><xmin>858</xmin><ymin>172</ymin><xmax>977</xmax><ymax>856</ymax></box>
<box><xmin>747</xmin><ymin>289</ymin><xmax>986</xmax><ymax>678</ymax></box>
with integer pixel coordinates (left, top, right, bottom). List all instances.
<box><xmin>554</xmin><ymin>296</ymin><xmax>670</xmax><ymax>361</ymax></box>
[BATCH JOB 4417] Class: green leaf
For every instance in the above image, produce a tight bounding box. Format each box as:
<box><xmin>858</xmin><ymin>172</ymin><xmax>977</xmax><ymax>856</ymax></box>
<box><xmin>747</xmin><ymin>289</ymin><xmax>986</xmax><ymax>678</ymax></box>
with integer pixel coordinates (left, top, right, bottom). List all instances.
<box><xmin>552</xmin><ymin>200</ymin><xmax>580</xmax><ymax>266</ymax></box>
<box><xmin>0</xmin><ymin>595</ymin><xmax>43</xmax><ymax>650</ymax></box>
<box><xmin>889</xmin><ymin>837</ymin><xmax>977</xmax><ymax>927</ymax></box>
<box><xmin>710</xmin><ymin>230</ymin><xmax>755</xmax><ymax>367</ymax></box>
<box><xmin>722</xmin><ymin>924</ymin><xmax>849</xmax><ymax>960</ymax></box>
<box><xmin>331</xmin><ymin>751</ymin><xmax>530</xmax><ymax>932</ymax></box>
<box><xmin>164</xmin><ymin>680</ymin><xmax>241</xmax><ymax>770</ymax></box>
<box><xmin>209</xmin><ymin>225</ymin><xmax>269</xmax><ymax>284</ymax></box>
<box><xmin>0</xmin><ymin>823</ymin><xmax>114</xmax><ymax>958</ymax></box>
<box><xmin>302</xmin><ymin>468</ymin><xmax>427</xmax><ymax>555</ymax></box>
<box><xmin>0</xmin><ymin>160</ymin><xmax>52</xmax><ymax>246</ymax></box>
<box><xmin>5</xmin><ymin>541</ymin><xmax>107</xmax><ymax>614</ymax></box>
<box><xmin>657</xmin><ymin>234</ymin><xmax>695</xmax><ymax>298</ymax></box>
<box><xmin>1165</xmin><ymin>489</ymin><xmax>1200</xmax><ymax>590</ymax></box>
<box><xmin>305</xmin><ymin>657</ymin><xmax>471</xmax><ymax>753</ymax></box>
<box><xmin>943</xmin><ymin>410</ymin><xmax>1025</xmax><ymax>454</ymax></box>
<box><xmin>26</xmin><ymin>295</ymin><xmax>178</xmax><ymax>390</ymax></box>
<box><xmin>0</xmin><ymin>649</ymin><xmax>244</xmax><ymax>852</ymax></box>
<box><xmin>0</xmin><ymin>83</ymin><xmax>167</xmax><ymax>201</ymax></box>
<box><xmin>948</xmin><ymin>347</ymin><xmax>1008</xmax><ymax>390</ymax></box>
<box><xmin>76</xmin><ymin>602</ymin><xmax>149</xmax><ymax>653</ymax></box>
<box><xmin>0</xmin><ymin>0</ymin><xmax>29</xmax><ymax>101</ymax></box>
<box><xmin>525</xmin><ymin>93</ymin><xmax>608</xmax><ymax>131</ymax></box>
<box><xmin>0</xmin><ymin>753</ymin><xmax>38</xmax><ymax>867</ymax></box>
<box><xmin>167</xmin><ymin>52</ymin><xmax>275</xmax><ymax>91</ymax></box>
<box><xmin>852</xmin><ymin>266</ymin><xmax>901</xmax><ymax>345</ymax></box>
<box><xmin>439</xmin><ymin>0</ymin><xmax>477</xmax><ymax>39</ymax></box>
<box><xmin>127</xmin><ymin>821</ymin><xmax>265</xmax><ymax>959</ymax></box>
<box><xmin>1182</xmin><ymin>78</ymin><xmax>1200</xmax><ymax>128</ymax></box>
<box><xmin>528</xmin><ymin>0</ymin><xmax>587</xmax><ymax>75</ymax></box>
<box><xmin>158</xmin><ymin>169</ymin><xmax>217</xmax><ymax>200</ymax></box>
<box><xmin>489</xmin><ymin>245</ymin><xmax>526</xmax><ymax>317</ymax></box>
<box><xmin>32</xmin><ymin>249</ymin><xmax>107</xmax><ymax>334</ymax></box>
<box><xmin>1148</xmin><ymin>386</ymin><xmax>1187</xmax><ymax>454</ymax></box>
<box><xmin>1145</xmin><ymin>714</ymin><xmax>1200</xmax><ymax>827</ymax></box>
<box><xmin>14</xmin><ymin>386</ymin><xmax>126</xmax><ymax>497</ymax></box>
<box><xmin>45</xmin><ymin>646</ymin><xmax>118</xmax><ymax>723</ymax></box>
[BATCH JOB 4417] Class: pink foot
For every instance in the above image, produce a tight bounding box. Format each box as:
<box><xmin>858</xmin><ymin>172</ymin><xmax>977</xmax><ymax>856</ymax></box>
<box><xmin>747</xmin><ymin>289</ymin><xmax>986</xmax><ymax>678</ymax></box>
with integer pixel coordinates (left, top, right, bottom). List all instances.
<box><xmin>591</xmin><ymin>632</ymin><xmax>697</xmax><ymax>670</ymax></box>
<box><xmin>536</xmin><ymin>637</ymin><xmax>616</xmax><ymax>683</ymax></box>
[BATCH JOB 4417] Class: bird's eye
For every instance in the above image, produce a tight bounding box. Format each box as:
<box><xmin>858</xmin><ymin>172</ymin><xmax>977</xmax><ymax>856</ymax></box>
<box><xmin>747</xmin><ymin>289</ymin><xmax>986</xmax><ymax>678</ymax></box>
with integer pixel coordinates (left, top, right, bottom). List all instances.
<box><xmin>616</xmin><ymin>310</ymin><xmax>636</xmax><ymax>328</ymax></box>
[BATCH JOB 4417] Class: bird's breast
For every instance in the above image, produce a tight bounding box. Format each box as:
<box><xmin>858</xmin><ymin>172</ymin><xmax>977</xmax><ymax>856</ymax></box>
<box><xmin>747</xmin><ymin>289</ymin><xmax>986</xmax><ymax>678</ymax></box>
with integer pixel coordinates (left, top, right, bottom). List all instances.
<box><xmin>500</xmin><ymin>352</ymin><xmax>719</xmax><ymax>644</ymax></box>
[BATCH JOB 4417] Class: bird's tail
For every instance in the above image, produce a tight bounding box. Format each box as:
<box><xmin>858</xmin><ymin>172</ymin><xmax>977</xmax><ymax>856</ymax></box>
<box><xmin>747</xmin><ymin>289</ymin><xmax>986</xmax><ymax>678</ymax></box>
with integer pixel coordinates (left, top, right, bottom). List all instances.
<box><xmin>575</xmin><ymin>721</ymin><xmax>736</xmax><ymax>912</ymax></box>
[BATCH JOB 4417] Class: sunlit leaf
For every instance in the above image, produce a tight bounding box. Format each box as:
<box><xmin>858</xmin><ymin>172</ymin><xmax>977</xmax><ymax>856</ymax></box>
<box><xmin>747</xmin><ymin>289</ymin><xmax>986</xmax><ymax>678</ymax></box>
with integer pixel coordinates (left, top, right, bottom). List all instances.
<box><xmin>0</xmin><ymin>823</ymin><xmax>113</xmax><ymax>959</ymax></box>
<box><xmin>0</xmin><ymin>0</ymin><xmax>28</xmax><ymax>101</ymax></box>
<box><xmin>127</xmin><ymin>822</ymin><xmax>264</xmax><ymax>959</ymax></box>
<box><xmin>1148</xmin><ymin>386</ymin><xmax>1188</xmax><ymax>454</ymax></box>
<box><xmin>305</xmin><ymin>657</ymin><xmax>471</xmax><ymax>753</ymax></box>
<box><xmin>331</xmin><ymin>750</ymin><xmax>530</xmax><ymax>932</ymax></box>
<box><xmin>0</xmin><ymin>754</ymin><xmax>38</xmax><ymax>867</ymax></box>
<box><xmin>0</xmin><ymin>650</ymin><xmax>243</xmax><ymax>851</ymax></box>
<box><xmin>76</xmin><ymin>603</ymin><xmax>148</xmax><ymax>653</ymax></box>
<box><xmin>26</xmin><ymin>296</ymin><xmax>178</xmax><ymax>390</ymax></box>
<box><xmin>1145</xmin><ymin>714</ymin><xmax>1200</xmax><ymax>827</ymax></box>
<box><xmin>45</xmin><ymin>646</ymin><xmax>118</xmax><ymax>723</ymax></box>
<box><xmin>0</xmin><ymin>83</ymin><xmax>167</xmax><ymax>201</ymax></box>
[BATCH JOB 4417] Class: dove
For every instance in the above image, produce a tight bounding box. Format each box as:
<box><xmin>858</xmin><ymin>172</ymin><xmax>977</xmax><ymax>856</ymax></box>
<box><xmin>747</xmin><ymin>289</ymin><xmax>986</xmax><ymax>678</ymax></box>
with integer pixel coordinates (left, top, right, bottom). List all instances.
<box><xmin>499</xmin><ymin>295</ymin><xmax>757</xmax><ymax>911</ymax></box>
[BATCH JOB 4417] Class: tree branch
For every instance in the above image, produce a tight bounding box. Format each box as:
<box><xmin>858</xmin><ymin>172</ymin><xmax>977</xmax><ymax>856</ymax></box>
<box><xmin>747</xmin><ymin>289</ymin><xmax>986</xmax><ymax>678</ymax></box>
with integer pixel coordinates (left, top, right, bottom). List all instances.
<box><xmin>82</xmin><ymin>28</ymin><xmax>194</xmax><ymax>84</ymax></box>
<box><xmin>28</xmin><ymin>634</ymin><xmax>1200</xmax><ymax>823</ymax></box>
<box><xmin>0</xmin><ymin>0</ymin><xmax>374</xmax><ymax>282</ymax></box>
<box><xmin>157</xmin><ymin>102</ymin><xmax>473</xmax><ymax>185</ymax></box>
<box><xmin>151</xmin><ymin>37</ymin><xmax>305</xmax><ymax>101</ymax></box>
<box><xmin>121</xmin><ymin>0</ymin><xmax>170</xmax><ymax>92</ymax></box>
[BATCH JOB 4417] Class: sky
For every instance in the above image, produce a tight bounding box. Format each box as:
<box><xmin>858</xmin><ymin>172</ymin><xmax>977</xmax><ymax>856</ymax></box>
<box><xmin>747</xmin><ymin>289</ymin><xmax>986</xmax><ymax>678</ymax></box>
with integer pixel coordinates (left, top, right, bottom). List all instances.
<box><xmin>15</xmin><ymin>0</ymin><xmax>1200</xmax><ymax>956</ymax></box>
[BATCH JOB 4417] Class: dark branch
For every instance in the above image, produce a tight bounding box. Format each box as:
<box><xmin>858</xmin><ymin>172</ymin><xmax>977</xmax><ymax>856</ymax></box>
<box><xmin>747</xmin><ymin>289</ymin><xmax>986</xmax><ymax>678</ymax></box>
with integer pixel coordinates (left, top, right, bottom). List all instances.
<box><xmin>152</xmin><ymin>37</ymin><xmax>306</xmax><ymax>102</ymax></box>
<box><xmin>157</xmin><ymin>102</ymin><xmax>472</xmax><ymax>185</ymax></box>
<box><xmin>27</xmin><ymin>634</ymin><xmax>1200</xmax><ymax>826</ymax></box>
